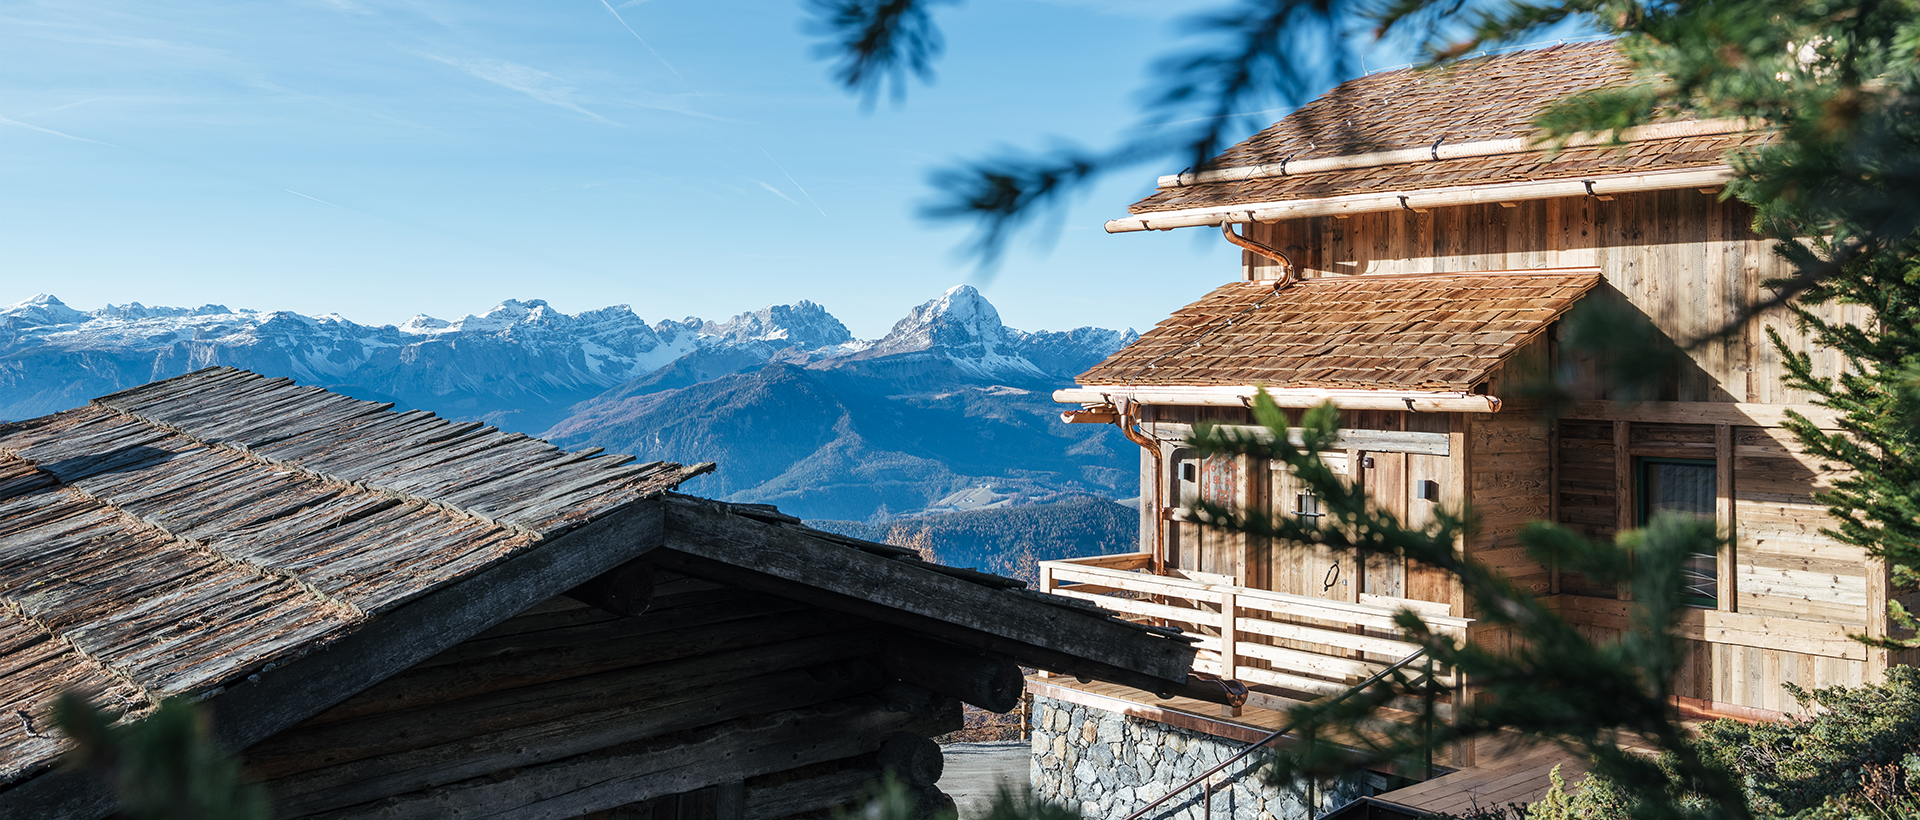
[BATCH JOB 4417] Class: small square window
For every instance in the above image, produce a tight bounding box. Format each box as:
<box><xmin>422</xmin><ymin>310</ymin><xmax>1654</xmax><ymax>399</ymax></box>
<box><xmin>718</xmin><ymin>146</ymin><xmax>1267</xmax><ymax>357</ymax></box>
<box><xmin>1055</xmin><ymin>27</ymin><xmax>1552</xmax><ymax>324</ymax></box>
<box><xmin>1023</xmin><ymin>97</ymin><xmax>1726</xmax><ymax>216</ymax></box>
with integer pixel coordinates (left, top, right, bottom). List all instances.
<box><xmin>1295</xmin><ymin>491</ymin><xmax>1322</xmax><ymax>519</ymax></box>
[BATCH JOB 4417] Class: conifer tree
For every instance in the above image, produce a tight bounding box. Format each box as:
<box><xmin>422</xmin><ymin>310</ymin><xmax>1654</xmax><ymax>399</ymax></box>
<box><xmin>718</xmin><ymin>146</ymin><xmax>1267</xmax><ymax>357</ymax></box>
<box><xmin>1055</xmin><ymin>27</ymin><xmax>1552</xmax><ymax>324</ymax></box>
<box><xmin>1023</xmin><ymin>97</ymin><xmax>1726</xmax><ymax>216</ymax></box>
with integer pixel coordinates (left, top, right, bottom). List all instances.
<box><xmin>1769</xmin><ymin>249</ymin><xmax>1920</xmax><ymax>645</ymax></box>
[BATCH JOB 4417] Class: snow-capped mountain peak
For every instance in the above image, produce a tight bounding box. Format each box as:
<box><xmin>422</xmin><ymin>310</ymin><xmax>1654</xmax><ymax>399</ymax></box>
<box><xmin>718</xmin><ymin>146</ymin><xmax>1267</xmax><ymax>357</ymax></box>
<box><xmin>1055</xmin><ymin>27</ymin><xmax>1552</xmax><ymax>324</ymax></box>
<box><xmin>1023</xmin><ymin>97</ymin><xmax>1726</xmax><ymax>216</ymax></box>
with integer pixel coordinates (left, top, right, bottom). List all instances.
<box><xmin>0</xmin><ymin>289</ymin><xmax>1134</xmax><ymax>431</ymax></box>
<box><xmin>704</xmin><ymin>300</ymin><xmax>853</xmax><ymax>349</ymax></box>
<box><xmin>398</xmin><ymin>314</ymin><xmax>451</xmax><ymax>334</ymax></box>
<box><xmin>867</xmin><ymin>285</ymin><xmax>1044</xmax><ymax>378</ymax></box>
<box><xmin>1</xmin><ymin>294</ymin><xmax>89</xmax><ymax>327</ymax></box>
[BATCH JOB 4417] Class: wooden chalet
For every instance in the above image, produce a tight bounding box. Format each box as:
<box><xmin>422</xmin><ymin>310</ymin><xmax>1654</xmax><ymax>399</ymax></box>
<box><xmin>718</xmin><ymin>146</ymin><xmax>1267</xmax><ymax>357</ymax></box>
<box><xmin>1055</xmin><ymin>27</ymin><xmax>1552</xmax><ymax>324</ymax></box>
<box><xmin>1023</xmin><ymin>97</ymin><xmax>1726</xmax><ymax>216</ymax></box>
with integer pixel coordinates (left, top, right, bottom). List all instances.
<box><xmin>1042</xmin><ymin>40</ymin><xmax>1904</xmax><ymax>776</ymax></box>
<box><xmin>0</xmin><ymin>367</ymin><xmax>1224</xmax><ymax>820</ymax></box>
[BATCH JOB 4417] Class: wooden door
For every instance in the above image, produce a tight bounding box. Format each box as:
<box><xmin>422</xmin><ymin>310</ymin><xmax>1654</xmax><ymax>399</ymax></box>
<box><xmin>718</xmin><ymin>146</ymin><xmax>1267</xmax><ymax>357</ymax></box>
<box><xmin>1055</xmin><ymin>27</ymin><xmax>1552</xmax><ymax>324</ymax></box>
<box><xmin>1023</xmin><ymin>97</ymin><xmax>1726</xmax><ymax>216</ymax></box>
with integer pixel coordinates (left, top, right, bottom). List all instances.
<box><xmin>1266</xmin><ymin>454</ymin><xmax>1355</xmax><ymax>601</ymax></box>
<box><xmin>1360</xmin><ymin>451</ymin><xmax>1409</xmax><ymax>600</ymax></box>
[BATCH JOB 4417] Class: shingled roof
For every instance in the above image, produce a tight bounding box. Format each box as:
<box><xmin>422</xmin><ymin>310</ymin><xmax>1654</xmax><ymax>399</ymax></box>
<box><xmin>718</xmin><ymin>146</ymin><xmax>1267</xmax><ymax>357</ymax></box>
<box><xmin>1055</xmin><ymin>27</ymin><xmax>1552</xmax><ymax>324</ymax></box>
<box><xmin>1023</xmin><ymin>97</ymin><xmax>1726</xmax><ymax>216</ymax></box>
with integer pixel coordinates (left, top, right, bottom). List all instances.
<box><xmin>2</xmin><ymin>369</ymin><xmax>1212</xmax><ymax>815</ymax></box>
<box><xmin>1075</xmin><ymin>271</ymin><xmax>1602</xmax><ymax>391</ymax></box>
<box><xmin>1118</xmin><ymin>42</ymin><xmax>1764</xmax><ymax>227</ymax></box>
<box><xmin>0</xmin><ymin>368</ymin><xmax>709</xmax><ymax>789</ymax></box>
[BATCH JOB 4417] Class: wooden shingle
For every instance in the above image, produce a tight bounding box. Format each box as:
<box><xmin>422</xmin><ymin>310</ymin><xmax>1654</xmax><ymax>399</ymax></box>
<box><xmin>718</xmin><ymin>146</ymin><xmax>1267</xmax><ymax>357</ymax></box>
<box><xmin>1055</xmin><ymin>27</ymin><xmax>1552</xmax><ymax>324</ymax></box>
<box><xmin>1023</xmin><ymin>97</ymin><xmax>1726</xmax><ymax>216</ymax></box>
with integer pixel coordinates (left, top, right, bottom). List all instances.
<box><xmin>1076</xmin><ymin>271</ymin><xmax>1601</xmax><ymax>391</ymax></box>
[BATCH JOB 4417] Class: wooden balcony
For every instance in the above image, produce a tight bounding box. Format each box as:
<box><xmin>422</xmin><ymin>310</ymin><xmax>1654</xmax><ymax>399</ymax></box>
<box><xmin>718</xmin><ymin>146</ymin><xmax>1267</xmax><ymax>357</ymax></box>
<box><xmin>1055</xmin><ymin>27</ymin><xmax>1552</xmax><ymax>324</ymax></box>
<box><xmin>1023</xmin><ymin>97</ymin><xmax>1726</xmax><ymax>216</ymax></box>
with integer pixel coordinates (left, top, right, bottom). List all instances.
<box><xmin>1038</xmin><ymin>553</ymin><xmax>1471</xmax><ymax>708</ymax></box>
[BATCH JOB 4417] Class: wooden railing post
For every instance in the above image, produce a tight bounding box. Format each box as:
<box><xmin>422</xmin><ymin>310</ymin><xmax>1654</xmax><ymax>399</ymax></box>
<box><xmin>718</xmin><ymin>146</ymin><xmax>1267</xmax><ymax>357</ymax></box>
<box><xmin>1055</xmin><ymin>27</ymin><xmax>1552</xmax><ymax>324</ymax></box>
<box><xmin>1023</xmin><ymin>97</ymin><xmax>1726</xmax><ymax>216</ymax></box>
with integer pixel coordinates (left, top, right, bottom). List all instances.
<box><xmin>1037</xmin><ymin>562</ymin><xmax>1055</xmax><ymax>679</ymax></box>
<box><xmin>1422</xmin><ymin>653</ymin><xmax>1436</xmax><ymax>781</ymax></box>
<box><xmin>1219</xmin><ymin>590</ymin><xmax>1240</xmax><ymax>717</ymax></box>
<box><xmin>1451</xmin><ymin>666</ymin><xmax>1475</xmax><ymax>767</ymax></box>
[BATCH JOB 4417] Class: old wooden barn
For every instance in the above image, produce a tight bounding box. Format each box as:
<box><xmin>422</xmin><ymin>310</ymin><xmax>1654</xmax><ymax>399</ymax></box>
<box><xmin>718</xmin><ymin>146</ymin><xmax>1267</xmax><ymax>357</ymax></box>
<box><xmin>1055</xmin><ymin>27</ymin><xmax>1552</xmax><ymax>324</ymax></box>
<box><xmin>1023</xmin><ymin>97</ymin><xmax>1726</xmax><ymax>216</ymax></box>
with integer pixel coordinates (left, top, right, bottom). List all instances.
<box><xmin>1029</xmin><ymin>40</ymin><xmax>1911</xmax><ymax>815</ymax></box>
<box><xmin>0</xmin><ymin>367</ymin><xmax>1224</xmax><ymax>820</ymax></box>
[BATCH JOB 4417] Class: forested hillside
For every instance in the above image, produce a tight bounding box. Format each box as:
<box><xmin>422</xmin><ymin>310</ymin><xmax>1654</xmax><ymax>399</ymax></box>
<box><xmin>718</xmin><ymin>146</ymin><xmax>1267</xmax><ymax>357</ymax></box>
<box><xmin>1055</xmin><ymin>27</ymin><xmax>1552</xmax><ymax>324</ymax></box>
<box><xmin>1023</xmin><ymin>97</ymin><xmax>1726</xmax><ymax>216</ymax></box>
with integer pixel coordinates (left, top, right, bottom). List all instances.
<box><xmin>807</xmin><ymin>497</ymin><xmax>1138</xmax><ymax>582</ymax></box>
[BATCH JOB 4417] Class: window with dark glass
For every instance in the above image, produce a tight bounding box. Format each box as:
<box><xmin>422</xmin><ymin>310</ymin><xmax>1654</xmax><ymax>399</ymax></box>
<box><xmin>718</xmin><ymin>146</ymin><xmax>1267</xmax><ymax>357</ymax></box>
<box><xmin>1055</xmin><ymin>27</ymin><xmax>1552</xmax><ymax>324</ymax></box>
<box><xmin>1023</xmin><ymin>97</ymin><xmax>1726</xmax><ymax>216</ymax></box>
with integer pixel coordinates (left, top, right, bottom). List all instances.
<box><xmin>1638</xmin><ymin>458</ymin><xmax>1717</xmax><ymax>608</ymax></box>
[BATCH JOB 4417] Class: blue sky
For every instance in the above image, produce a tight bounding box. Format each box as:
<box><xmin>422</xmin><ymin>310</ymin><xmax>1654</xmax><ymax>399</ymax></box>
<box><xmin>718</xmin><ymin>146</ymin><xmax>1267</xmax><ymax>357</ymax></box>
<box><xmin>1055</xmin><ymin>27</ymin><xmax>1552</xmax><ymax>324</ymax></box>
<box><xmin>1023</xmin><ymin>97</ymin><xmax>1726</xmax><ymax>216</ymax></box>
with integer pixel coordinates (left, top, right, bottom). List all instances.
<box><xmin>1</xmin><ymin>0</ymin><xmax>1423</xmax><ymax>337</ymax></box>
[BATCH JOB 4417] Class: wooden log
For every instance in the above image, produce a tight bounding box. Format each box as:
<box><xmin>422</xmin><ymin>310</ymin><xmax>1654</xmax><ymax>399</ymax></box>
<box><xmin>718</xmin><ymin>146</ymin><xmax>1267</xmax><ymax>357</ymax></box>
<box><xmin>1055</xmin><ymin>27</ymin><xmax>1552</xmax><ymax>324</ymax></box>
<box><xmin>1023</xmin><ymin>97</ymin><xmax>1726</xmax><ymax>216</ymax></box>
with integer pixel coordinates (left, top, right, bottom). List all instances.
<box><xmin>743</xmin><ymin>767</ymin><xmax>878</xmax><ymax>820</ymax></box>
<box><xmin>267</xmin><ymin>655</ymin><xmax>888</xmax><ymax>816</ymax></box>
<box><xmin>913</xmin><ymin>788</ymin><xmax>956</xmax><ymax>820</ymax></box>
<box><xmin>251</xmin><ymin>629</ymin><xmax>876</xmax><ymax>780</ymax></box>
<box><xmin>653</xmin><ymin>498</ymin><xmax>1210</xmax><ymax>701</ymax></box>
<box><xmin>294</xmin><ymin>694</ymin><xmax>959</xmax><ymax>820</ymax></box>
<box><xmin>883</xmin><ymin>639</ymin><xmax>1023</xmax><ymax>713</ymax></box>
<box><xmin>649</xmin><ymin>547</ymin><xmax>1236</xmax><ymax>706</ymax></box>
<box><xmin>876</xmin><ymin>682</ymin><xmax>963</xmax><ymax>724</ymax></box>
<box><xmin>309</xmin><ymin>610</ymin><xmax>860</xmax><ymax>726</ymax></box>
<box><xmin>566</xmin><ymin>558</ymin><xmax>656</xmax><ymax>617</ymax></box>
<box><xmin>876</xmin><ymin>732</ymin><xmax>943</xmax><ymax>788</ymax></box>
<box><xmin>414</xmin><ymin>590</ymin><xmax>808</xmax><ymax>674</ymax></box>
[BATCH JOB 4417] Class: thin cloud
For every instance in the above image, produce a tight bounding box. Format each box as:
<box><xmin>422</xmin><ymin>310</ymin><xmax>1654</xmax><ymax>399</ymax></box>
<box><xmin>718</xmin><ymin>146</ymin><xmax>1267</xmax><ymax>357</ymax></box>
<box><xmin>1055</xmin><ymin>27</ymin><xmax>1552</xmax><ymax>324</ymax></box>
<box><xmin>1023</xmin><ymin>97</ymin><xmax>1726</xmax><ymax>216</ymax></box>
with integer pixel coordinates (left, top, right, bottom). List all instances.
<box><xmin>285</xmin><ymin>189</ymin><xmax>370</xmax><ymax>216</ymax></box>
<box><xmin>0</xmin><ymin>116</ymin><xmax>118</xmax><ymax>147</ymax></box>
<box><xmin>422</xmin><ymin>53</ymin><xmax>612</xmax><ymax>123</ymax></box>
<box><xmin>19</xmin><ymin>98</ymin><xmax>103</xmax><ymax>119</ymax></box>
<box><xmin>755</xmin><ymin>180</ymin><xmax>801</xmax><ymax>207</ymax></box>
<box><xmin>758</xmin><ymin>146</ymin><xmax>827</xmax><ymax>217</ymax></box>
<box><xmin>595</xmin><ymin>0</ymin><xmax>682</xmax><ymax>78</ymax></box>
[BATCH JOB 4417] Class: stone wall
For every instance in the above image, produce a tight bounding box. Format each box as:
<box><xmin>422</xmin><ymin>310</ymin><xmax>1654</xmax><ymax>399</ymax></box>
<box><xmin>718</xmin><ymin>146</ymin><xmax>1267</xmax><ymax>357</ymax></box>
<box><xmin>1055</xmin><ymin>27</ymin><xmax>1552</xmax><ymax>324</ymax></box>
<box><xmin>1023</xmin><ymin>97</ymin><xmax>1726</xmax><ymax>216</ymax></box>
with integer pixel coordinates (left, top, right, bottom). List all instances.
<box><xmin>1029</xmin><ymin>696</ymin><xmax>1385</xmax><ymax>820</ymax></box>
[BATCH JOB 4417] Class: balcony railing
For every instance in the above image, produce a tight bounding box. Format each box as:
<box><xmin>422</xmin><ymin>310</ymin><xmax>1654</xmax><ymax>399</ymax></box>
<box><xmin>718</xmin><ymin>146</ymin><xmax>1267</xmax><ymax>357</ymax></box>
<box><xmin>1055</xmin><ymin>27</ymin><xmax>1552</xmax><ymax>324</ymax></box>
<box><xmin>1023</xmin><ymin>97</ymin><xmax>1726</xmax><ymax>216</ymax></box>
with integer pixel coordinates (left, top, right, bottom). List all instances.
<box><xmin>1038</xmin><ymin>553</ymin><xmax>1471</xmax><ymax>702</ymax></box>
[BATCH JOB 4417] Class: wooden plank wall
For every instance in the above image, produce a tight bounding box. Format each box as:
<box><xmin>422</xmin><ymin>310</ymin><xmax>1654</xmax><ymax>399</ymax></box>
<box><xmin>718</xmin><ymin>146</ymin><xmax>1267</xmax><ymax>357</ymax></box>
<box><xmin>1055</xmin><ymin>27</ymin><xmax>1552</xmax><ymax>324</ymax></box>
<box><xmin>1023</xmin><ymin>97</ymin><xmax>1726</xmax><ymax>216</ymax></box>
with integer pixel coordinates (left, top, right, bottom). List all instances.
<box><xmin>248</xmin><ymin>573</ymin><xmax>959</xmax><ymax>820</ymax></box>
<box><xmin>1152</xmin><ymin>405</ymin><xmax>1455</xmax><ymax>611</ymax></box>
<box><xmin>1549</xmin><ymin>416</ymin><xmax>1870</xmax><ymax>713</ymax></box>
<box><xmin>1244</xmin><ymin>192</ymin><xmax>1867</xmax><ymax>404</ymax></box>
<box><xmin>1229</xmin><ymin>191</ymin><xmax>1890</xmax><ymax>714</ymax></box>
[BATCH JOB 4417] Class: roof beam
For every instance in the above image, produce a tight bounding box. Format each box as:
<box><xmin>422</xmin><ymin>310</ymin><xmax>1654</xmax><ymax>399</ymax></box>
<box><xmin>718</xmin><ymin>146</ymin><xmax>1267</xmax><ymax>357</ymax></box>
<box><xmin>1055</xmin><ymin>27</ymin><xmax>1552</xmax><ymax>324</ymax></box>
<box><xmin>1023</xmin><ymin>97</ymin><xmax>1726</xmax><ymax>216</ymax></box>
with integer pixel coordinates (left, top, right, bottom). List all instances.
<box><xmin>1108</xmin><ymin>167</ymin><xmax>1734</xmax><ymax>233</ymax></box>
<box><xmin>651</xmin><ymin>496</ymin><xmax>1223</xmax><ymax>700</ymax></box>
<box><xmin>1154</xmin><ymin>118</ymin><xmax>1751</xmax><ymax>189</ymax></box>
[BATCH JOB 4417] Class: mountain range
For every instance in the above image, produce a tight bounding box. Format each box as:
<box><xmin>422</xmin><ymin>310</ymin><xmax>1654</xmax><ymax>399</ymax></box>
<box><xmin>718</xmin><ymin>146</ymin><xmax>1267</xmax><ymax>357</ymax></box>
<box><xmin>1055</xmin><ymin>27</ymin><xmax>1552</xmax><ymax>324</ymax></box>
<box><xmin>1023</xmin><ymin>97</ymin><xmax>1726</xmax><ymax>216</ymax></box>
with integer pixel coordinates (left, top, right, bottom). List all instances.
<box><xmin>0</xmin><ymin>287</ymin><xmax>1140</xmax><ymax>521</ymax></box>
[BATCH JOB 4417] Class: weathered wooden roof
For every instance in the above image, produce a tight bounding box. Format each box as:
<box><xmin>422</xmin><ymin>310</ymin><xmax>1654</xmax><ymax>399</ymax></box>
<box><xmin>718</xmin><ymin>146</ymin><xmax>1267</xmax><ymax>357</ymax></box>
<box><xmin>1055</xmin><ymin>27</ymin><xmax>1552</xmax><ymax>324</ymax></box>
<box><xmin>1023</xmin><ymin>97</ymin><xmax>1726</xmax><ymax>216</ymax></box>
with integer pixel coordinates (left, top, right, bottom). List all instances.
<box><xmin>1127</xmin><ymin>42</ymin><xmax>1762</xmax><ymax>216</ymax></box>
<box><xmin>1076</xmin><ymin>271</ymin><xmax>1602</xmax><ymax>391</ymax></box>
<box><xmin>0</xmin><ymin>368</ymin><xmax>709</xmax><ymax>789</ymax></box>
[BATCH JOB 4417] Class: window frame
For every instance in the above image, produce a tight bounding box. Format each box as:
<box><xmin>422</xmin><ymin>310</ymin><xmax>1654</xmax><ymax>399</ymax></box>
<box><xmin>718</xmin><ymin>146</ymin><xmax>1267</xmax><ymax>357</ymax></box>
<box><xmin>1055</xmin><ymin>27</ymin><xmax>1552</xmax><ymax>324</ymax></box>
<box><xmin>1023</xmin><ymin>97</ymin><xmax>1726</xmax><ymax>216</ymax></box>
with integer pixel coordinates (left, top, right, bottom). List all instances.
<box><xmin>1635</xmin><ymin>455</ymin><xmax>1719</xmax><ymax>608</ymax></box>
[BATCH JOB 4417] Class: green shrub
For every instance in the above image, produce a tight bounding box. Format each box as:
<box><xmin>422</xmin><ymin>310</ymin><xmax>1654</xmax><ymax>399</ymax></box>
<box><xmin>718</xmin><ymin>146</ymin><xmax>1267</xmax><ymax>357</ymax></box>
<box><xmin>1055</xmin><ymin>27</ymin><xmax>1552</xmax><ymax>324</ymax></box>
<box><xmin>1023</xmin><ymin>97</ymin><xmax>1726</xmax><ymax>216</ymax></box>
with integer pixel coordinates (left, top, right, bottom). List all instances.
<box><xmin>1510</xmin><ymin>669</ymin><xmax>1920</xmax><ymax>819</ymax></box>
<box><xmin>1692</xmin><ymin>667</ymin><xmax>1920</xmax><ymax>817</ymax></box>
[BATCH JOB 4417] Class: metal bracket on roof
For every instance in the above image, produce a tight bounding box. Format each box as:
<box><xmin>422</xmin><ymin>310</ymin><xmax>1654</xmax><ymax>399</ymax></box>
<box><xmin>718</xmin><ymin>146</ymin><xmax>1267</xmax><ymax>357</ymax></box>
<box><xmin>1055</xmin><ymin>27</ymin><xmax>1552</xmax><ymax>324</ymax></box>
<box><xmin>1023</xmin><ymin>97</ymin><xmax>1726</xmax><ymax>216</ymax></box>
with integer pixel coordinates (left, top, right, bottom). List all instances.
<box><xmin>1431</xmin><ymin>137</ymin><xmax>1444</xmax><ymax>161</ymax></box>
<box><xmin>1404</xmin><ymin>397</ymin><xmax>1418</xmax><ymax>412</ymax></box>
<box><xmin>1399</xmin><ymin>195</ymin><xmax>1414</xmax><ymax>211</ymax></box>
<box><xmin>1584</xmin><ymin>180</ymin><xmax>1597</xmax><ymax>197</ymax></box>
<box><xmin>1279</xmin><ymin>155</ymin><xmax>1293</xmax><ymax>175</ymax></box>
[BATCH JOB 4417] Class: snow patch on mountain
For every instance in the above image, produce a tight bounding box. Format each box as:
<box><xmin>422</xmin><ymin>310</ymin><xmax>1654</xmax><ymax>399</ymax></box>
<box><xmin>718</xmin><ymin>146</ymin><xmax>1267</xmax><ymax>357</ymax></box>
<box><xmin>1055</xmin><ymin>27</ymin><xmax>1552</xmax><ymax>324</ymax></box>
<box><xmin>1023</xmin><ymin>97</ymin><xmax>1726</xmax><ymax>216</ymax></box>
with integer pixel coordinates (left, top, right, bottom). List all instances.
<box><xmin>0</xmin><ymin>288</ymin><xmax>1135</xmax><ymax>429</ymax></box>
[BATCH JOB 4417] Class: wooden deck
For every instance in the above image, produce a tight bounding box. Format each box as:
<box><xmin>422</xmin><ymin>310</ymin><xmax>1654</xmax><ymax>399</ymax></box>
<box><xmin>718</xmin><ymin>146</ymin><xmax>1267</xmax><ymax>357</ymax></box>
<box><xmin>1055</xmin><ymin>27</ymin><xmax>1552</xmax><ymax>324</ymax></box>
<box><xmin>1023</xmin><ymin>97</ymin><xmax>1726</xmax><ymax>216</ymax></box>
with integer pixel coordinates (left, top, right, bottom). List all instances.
<box><xmin>1371</xmin><ymin>740</ymin><xmax>1591</xmax><ymax>816</ymax></box>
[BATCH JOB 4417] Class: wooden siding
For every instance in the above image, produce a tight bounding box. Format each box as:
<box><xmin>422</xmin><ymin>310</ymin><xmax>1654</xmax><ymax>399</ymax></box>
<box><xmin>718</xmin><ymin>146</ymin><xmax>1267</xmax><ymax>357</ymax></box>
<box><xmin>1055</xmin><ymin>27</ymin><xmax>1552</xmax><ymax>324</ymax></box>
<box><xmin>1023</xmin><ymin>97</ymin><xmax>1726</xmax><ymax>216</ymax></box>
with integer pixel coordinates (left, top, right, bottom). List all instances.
<box><xmin>251</xmin><ymin>576</ymin><xmax>961</xmax><ymax>820</ymax></box>
<box><xmin>1245</xmin><ymin>191</ymin><xmax>1866</xmax><ymax>405</ymax></box>
<box><xmin>1147</xmin><ymin>406</ymin><xmax>1459</xmax><ymax>612</ymax></box>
